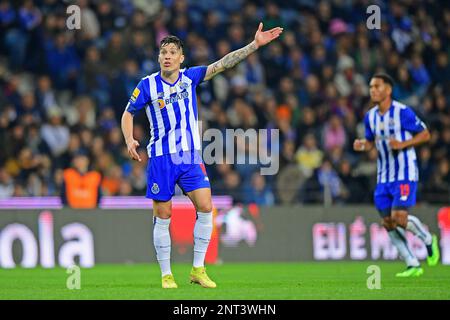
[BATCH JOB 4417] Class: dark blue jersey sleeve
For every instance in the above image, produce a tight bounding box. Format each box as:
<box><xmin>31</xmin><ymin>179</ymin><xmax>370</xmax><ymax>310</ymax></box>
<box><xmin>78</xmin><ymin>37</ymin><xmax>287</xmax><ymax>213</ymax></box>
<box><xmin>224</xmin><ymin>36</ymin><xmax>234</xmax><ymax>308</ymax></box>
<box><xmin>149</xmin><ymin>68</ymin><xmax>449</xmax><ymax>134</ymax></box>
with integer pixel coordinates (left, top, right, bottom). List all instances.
<box><xmin>184</xmin><ymin>66</ymin><xmax>207</xmax><ymax>86</ymax></box>
<box><xmin>126</xmin><ymin>78</ymin><xmax>150</xmax><ymax>115</ymax></box>
<box><xmin>401</xmin><ymin>107</ymin><xmax>427</xmax><ymax>133</ymax></box>
<box><xmin>364</xmin><ymin>112</ymin><xmax>375</xmax><ymax>141</ymax></box>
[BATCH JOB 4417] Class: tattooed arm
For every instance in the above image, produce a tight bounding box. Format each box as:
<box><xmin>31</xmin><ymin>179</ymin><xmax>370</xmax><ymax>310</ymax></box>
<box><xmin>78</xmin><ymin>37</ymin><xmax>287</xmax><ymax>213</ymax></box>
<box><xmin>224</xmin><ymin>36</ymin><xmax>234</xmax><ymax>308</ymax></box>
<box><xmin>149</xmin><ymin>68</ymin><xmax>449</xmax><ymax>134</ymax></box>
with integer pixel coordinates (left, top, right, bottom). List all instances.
<box><xmin>204</xmin><ymin>41</ymin><xmax>258</xmax><ymax>81</ymax></box>
<box><xmin>204</xmin><ymin>22</ymin><xmax>283</xmax><ymax>81</ymax></box>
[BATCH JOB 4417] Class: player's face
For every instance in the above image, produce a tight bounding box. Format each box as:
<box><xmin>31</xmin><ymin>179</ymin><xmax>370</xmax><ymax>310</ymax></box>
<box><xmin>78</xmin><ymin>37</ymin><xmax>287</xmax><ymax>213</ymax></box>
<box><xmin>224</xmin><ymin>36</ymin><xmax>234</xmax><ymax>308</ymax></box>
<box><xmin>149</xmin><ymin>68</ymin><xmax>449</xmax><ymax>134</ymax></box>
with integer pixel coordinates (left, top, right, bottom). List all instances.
<box><xmin>369</xmin><ymin>78</ymin><xmax>391</xmax><ymax>103</ymax></box>
<box><xmin>158</xmin><ymin>43</ymin><xmax>184</xmax><ymax>72</ymax></box>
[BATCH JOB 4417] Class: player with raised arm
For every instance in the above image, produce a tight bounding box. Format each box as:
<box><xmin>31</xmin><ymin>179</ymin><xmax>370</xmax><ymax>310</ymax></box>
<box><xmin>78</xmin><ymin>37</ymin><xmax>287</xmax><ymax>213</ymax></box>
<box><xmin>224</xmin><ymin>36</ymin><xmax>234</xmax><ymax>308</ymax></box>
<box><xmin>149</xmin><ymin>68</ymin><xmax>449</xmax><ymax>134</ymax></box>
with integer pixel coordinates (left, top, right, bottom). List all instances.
<box><xmin>121</xmin><ymin>23</ymin><xmax>283</xmax><ymax>288</ymax></box>
<box><xmin>354</xmin><ymin>74</ymin><xmax>440</xmax><ymax>277</ymax></box>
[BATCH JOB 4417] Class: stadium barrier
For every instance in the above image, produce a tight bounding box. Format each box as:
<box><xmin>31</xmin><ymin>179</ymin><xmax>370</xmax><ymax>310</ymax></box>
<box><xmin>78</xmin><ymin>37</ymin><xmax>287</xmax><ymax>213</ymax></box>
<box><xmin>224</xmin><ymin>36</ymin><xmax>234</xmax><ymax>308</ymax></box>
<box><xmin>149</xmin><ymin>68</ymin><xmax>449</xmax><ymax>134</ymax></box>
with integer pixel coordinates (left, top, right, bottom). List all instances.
<box><xmin>0</xmin><ymin>205</ymin><xmax>449</xmax><ymax>268</ymax></box>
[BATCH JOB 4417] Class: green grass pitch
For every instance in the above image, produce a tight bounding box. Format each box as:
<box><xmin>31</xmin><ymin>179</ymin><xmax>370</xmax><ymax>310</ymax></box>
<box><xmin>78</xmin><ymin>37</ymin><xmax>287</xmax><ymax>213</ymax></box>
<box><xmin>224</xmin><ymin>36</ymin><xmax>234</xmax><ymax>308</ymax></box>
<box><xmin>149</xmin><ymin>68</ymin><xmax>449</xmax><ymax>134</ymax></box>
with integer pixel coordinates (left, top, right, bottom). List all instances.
<box><xmin>1</xmin><ymin>262</ymin><xmax>449</xmax><ymax>300</ymax></box>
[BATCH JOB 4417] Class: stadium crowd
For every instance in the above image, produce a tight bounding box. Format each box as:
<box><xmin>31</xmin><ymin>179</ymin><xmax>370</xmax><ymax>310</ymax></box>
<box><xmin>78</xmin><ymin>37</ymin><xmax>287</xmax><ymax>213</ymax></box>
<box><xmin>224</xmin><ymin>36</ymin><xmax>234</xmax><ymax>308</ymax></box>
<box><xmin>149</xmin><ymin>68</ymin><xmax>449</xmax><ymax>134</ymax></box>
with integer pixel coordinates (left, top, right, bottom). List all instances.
<box><xmin>0</xmin><ymin>0</ymin><xmax>449</xmax><ymax>206</ymax></box>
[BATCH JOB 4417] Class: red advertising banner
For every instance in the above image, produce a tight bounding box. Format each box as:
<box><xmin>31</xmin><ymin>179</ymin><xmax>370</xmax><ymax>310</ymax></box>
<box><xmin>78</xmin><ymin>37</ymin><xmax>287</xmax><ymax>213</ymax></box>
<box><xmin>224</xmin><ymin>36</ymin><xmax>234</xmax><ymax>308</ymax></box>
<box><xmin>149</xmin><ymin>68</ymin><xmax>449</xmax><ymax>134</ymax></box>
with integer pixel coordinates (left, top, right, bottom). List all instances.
<box><xmin>170</xmin><ymin>205</ymin><xmax>219</xmax><ymax>265</ymax></box>
<box><xmin>438</xmin><ymin>207</ymin><xmax>450</xmax><ymax>265</ymax></box>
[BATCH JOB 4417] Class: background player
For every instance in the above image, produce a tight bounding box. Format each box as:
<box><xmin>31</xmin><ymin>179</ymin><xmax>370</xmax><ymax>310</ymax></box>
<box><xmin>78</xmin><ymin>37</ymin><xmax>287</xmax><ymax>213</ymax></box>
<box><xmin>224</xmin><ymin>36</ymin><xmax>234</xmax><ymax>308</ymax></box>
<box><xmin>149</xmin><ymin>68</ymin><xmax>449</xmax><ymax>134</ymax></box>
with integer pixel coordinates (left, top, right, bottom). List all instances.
<box><xmin>353</xmin><ymin>73</ymin><xmax>440</xmax><ymax>277</ymax></box>
<box><xmin>121</xmin><ymin>23</ymin><xmax>283</xmax><ymax>288</ymax></box>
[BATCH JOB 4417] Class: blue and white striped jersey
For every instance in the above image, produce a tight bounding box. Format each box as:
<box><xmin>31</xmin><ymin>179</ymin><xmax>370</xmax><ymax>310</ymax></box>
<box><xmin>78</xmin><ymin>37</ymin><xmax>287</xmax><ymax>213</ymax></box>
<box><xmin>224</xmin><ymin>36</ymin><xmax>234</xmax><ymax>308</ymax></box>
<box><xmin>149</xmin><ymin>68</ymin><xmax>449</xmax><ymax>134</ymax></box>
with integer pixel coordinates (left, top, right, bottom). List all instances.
<box><xmin>125</xmin><ymin>66</ymin><xmax>207</xmax><ymax>158</ymax></box>
<box><xmin>364</xmin><ymin>100</ymin><xmax>427</xmax><ymax>184</ymax></box>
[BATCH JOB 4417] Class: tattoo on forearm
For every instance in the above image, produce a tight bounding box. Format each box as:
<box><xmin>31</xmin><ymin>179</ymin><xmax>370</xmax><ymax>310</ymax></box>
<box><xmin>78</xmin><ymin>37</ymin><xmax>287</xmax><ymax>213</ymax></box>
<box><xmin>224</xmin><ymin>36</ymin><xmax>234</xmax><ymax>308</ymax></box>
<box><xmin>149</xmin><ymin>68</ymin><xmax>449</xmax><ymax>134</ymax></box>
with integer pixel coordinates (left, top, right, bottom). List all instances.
<box><xmin>209</xmin><ymin>61</ymin><xmax>223</xmax><ymax>75</ymax></box>
<box><xmin>222</xmin><ymin>42</ymin><xmax>258</xmax><ymax>69</ymax></box>
<box><xmin>207</xmin><ymin>42</ymin><xmax>258</xmax><ymax>79</ymax></box>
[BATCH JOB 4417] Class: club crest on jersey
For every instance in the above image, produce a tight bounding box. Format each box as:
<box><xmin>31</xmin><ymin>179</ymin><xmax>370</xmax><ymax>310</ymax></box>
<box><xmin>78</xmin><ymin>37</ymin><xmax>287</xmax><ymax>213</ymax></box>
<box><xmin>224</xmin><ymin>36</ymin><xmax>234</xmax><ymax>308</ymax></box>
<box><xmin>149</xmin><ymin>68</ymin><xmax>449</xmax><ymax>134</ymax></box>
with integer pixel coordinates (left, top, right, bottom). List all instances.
<box><xmin>388</xmin><ymin>119</ymin><xmax>396</xmax><ymax>132</ymax></box>
<box><xmin>151</xmin><ymin>183</ymin><xmax>160</xmax><ymax>194</ymax></box>
<box><xmin>179</xmin><ymin>82</ymin><xmax>189</xmax><ymax>90</ymax></box>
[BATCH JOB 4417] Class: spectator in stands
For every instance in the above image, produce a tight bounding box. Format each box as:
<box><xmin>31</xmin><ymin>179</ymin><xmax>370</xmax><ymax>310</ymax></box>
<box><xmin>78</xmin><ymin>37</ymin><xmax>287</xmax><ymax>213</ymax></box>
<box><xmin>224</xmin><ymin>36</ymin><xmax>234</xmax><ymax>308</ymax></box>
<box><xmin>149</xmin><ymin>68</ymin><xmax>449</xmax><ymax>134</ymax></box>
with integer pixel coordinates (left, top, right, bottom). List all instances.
<box><xmin>393</xmin><ymin>65</ymin><xmax>417</xmax><ymax>106</ymax></box>
<box><xmin>337</xmin><ymin>158</ymin><xmax>369</xmax><ymax>203</ymax></box>
<box><xmin>0</xmin><ymin>1</ymin><xmax>16</xmax><ymax>55</ymax></box>
<box><xmin>295</xmin><ymin>133</ymin><xmax>323</xmax><ymax>178</ymax></box>
<box><xmin>129</xmin><ymin>162</ymin><xmax>147</xmax><ymax>195</ymax></box>
<box><xmin>66</xmin><ymin>96</ymin><xmax>96</xmax><ymax>130</ymax></box>
<box><xmin>316</xmin><ymin>158</ymin><xmax>346</xmax><ymax>204</ymax></box>
<box><xmin>40</xmin><ymin>107</ymin><xmax>70</xmax><ymax>158</ymax></box>
<box><xmin>334</xmin><ymin>55</ymin><xmax>368</xmax><ymax>98</ymax></box>
<box><xmin>101</xmin><ymin>165</ymin><xmax>123</xmax><ymax>196</ymax></box>
<box><xmin>322</xmin><ymin>114</ymin><xmax>347</xmax><ymax>152</ymax></box>
<box><xmin>244</xmin><ymin>172</ymin><xmax>275</xmax><ymax>206</ymax></box>
<box><xmin>44</xmin><ymin>33</ymin><xmax>80</xmax><ymax>90</ymax></box>
<box><xmin>78</xmin><ymin>0</ymin><xmax>100</xmax><ymax>41</ymax></box>
<box><xmin>62</xmin><ymin>152</ymin><xmax>102</xmax><ymax>208</ymax></box>
<box><xmin>423</xmin><ymin>158</ymin><xmax>450</xmax><ymax>203</ymax></box>
<box><xmin>105</xmin><ymin>32</ymin><xmax>128</xmax><ymax>74</ymax></box>
<box><xmin>220</xmin><ymin>170</ymin><xmax>244</xmax><ymax>204</ymax></box>
<box><xmin>0</xmin><ymin>167</ymin><xmax>14</xmax><ymax>199</ymax></box>
<box><xmin>18</xmin><ymin>92</ymin><xmax>41</xmax><ymax>124</ymax></box>
<box><xmin>35</xmin><ymin>75</ymin><xmax>58</xmax><ymax>116</ymax></box>
<box><xmin>80</xmin><ymin>46</ymin><xmax>110</xmax><ymax>108</ymax></box>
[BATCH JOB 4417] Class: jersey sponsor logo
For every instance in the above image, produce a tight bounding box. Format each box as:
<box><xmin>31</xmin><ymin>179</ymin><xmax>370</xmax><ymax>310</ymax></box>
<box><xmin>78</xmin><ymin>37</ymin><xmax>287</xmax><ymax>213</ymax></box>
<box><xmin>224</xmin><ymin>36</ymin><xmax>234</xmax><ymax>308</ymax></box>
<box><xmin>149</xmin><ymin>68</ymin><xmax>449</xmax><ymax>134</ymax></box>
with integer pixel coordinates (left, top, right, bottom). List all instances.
<box><xmin>154</xmin><ymin>91</ymin><xmax>189</xmax><ymax>110</ymax></box>
<box><xmin>164</xmin><ymin>91</ymin><xmax>189</xmax><ymax>106</ymax></box>
<box><xmin>130</xmin><ymin>87</ymin><xmax>140</xmax><ymax>103</ymax></box>
<box><xmin>157</xmin><ymin>99</ymin><xmax>165</xmax><ymax>109</ymax></box>
<box><xmin>151</xmin><ymin>183</ymin><xmax>160</xmax><ymax>194</ymax></box>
